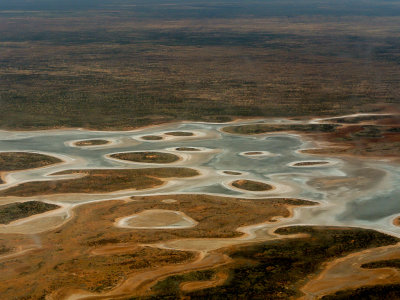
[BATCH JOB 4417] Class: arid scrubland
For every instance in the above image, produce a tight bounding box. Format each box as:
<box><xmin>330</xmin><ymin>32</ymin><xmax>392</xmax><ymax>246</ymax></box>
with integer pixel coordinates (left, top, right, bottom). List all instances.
<box><xmin>0</xmin><ymin>1</ymin><xmax>399</xmax><ymax>129</ymax></box>
<box><xmin>0</xmin><ymin>1</ymin><xmax>399</xmax><ymax>299</ymax></box>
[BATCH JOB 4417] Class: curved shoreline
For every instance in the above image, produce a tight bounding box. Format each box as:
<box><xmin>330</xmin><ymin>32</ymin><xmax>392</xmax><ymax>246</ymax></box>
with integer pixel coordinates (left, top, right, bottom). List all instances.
<box><xmin>115</xmin><ymin>209</ymin><xmax>198</xmax><ymax>230</ymax></box>
<box><xmin>239</xmin><ymin>151</ymin><xmax>278</xmax><ymax>158</ymax></box>
<box><xmin>287</xmin><ymin>160</ymin><xmax>337</xmax><ymax>168</ymax></box>
<box><xmin>0</xmin><ymin>115</ymin><xmax>399</xmax><ymax>299</ymax></box>
<box><xmin>1</xmin><ymin>112</ymin><xmax>397</xmax><ymax>134</ymax></box>
<box><xmin>65</xmin><ymin>138</ymin><xmax>118</xmax><ymax>149</ymax></box>
<box><xmin>0</xmin><ymin>150</ymin><xmax>71</xmax><ymax>186</ymax></box>
<box><xmin>222</xmin><ymin>178</ymin><xmax>292</xmax><ymax>195</ymax></box>
<box><xmin>0</xmin><ymin>201</ymin><xmax>72</xmax><ymax>234</ymax></box>
<box><xmin>299</xmin><ymin>242</ymin><xmax>400</xmax><ymax>300</ymax></box>
<box><xmin>105</xmin><ymin>150</ymin><xmax>188</xmax><ymax>166</ymax></box>
<box><xmin>59</xmin><ymin>201</ymin><xmax>313</xmax><ymax>300</ymax></box>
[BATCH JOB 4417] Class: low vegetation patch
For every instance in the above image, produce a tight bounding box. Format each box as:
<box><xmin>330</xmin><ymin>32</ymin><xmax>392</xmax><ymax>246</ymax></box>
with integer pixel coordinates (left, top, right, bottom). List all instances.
<box><xmin>328</xmin><ymin>115</ymin><xmax>395</xmax><ymax>124</ymax></box>
<box><xmin>231</xmin><ymin>179</ymin><xmax>273</xmax><ymax>191</ymax></box>
<box><xmin>243</xmin><ymin>152</ymin><xmax>263</xmax><ymax>155</ymax></box>
<box><xmin>223</xmin><ymin>171</ymin><xmax>242</xmax><ymax>175</ymax></box>
<box><xmin>110</xmin><ymin>152</ymin><xmax>180</xmax><ymax>164</ymax></box>
<box><xmin>147</xmin><ymin>226</ymin><xmax>398</xmax><ymax>299</ymax></box>
<box><xmin>223</xmin><ymin>124</ymin><xmax>338</xmax><ymax>135</ymax></box>
<box><xmin>321</xmin><ymin>284</ymin><xmax>400</xmax><ymax>300</ymax></box>
<box><xmin>0</xmin><ymin>195</ymin><xmax>315</xmax><ymax>299</ymax></box>
<box><xmin>362</xmin><ymin>259</ymin><xmax>400</xmax><ymax>270</ymax></box>
<box><xmin>0</xmin><ymin>168</ymin><xmax>199</xmax><ymax>197</ymax></box>
<box><xmin>152</xmin><ymin>270</ymin><xmax>216</xmax><ymax>295</ymax></box>
<box><xmin>165</xmin><ymin>132</ymin><xmax>194</xmax><ymax>137</ymax></box>
<box><xmin>0</xmin><ymin>201</ymin><xmax>60</xmax><ymax>224</ymax></box>
<box><xmin>141</xmin><ymin>135</ymin><xmax>163</xmax><ymax>140</ymax></box>
<box><xmin>0</xmin><ymin>245</ymin><xmax>12</xmax><ymax>255</ymax></box>
<box><xmin>300</xmin><ymin>147</ymin><xmax>350</xmax><ymax>155</ymax></box>
<box><xmin>175</xmin><ymin>147</ymin><xmax>200</xmax><ymax>151</ymax></box>
<box><xmin>292</xmin><ymin>161</ymin><xmax>329</xmax><ymax>167</ymax></box>
<box><xmin>74</xmin><ymin>140</ymin><xmax>110</xmax><ymax>146</ymax></box>
<box><xmin>0</xmin><ymin>152</ymin><xmax>62</xmax><ymax>172</ymax></box>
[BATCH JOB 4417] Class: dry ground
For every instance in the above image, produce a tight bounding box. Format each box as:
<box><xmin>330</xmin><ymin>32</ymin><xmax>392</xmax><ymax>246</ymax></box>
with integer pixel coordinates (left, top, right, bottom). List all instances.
<box><xmin>0</xmin><ymin>194</ymin><xmax>314</xmax><ymax>299</ymax></box>
<box><xmin>0</xmin><ymin>168</ymin><xmax>199</xmax><ymax>197</ymax></box>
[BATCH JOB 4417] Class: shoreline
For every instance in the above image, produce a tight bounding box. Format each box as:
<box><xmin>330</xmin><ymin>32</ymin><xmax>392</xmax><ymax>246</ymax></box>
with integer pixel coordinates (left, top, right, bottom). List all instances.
<box><xmin>0</xmin><ymin>114</ymin><xmax>398</xmax><ymax>299</ymax></box>
<box><xmin>1</xmin><ymin>109</ymin><xmax>397</xmax><ymax>133</ymax></box>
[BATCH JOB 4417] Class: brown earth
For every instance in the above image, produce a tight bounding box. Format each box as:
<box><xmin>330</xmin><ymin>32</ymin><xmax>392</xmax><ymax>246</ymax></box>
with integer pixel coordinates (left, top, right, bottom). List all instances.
<box><xmin>0</xmin><ymin>168</ymin><xmax>199</xmax><ymax>197</ymax></box>
<box><xmin>0</xmin><ymin>152</ymin><xmax>62</xmax><ymax>172</ymax></box>
<box><xmin>74</xmin><ymin>140</ymin><xmax>110</xmax><ymax>146</ymax></box>
<box><xmin>0</xmin><ymin>194</ymin><xmax>314</xmax><ymax>299</ymax></box>
<box><xmin>165</xmin><ymin>132</ymin><xmax>194</xmax><ymax>137</ymax></box>
<box><xmin>141</xmin><ymin>135</ymin><xmax>163</xmax><ymax>140</ymax></box>
<box><xmin>231</xmin><ymin>179</ymin><xmax>273</xmax><ymax>191</ymax></box>
<box><xmin>110</xmin><ymin>152</ymin><xmax>180</xmax><ymax>164</ymax></box>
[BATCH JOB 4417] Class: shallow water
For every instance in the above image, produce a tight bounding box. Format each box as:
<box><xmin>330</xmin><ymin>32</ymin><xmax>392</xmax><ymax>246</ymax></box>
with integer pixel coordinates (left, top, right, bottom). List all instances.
<box><xmin>0</xmin><ymin>120</ymin><xmax>399</xmax><ymax>237</ymax></box>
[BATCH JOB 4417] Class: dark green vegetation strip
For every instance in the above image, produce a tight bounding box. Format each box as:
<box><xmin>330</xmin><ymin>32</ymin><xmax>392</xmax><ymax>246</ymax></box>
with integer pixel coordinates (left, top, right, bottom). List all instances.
<box><xmin>293</xmin><ymin>161</ymin><xmax>329</xmax><ymax>166</ymax></box>
<box><xmin>223</xmin><ymin>124</ymin><xmax>338</xmax><ymax>135</ymax></box>
<box><xmin>0</xmin><ymin>201</ymin><xmax>60</xmax><ymax>224</ymax></box>
<box><xmin>0</xmin><ymin>245</ymin><xmax>12</xmax><ymax>255</ymax></box>
<box><xmin>152</xmin><ymin>270</ymin><xmax>216</xmax><ymax>295</ymax></box>
<box><xmin>0</xmin><ymin>168</ymin><xmax>199</xmax><ymax>197</ymax></box>
<box><xmin>362</xmin><ymin>259</ymin><xmax>400</xmax><ymax>270</ymax></box>
<box><xmin>0</xmin><ymin>152</ymin><xmax>62</xmax><ymax>171</ymax></box>
<box><xmin>74</xmin><ymin>139</ymin><xmax>109</xmax><ymax>146</ymax></box>
<box><xmin>175</xmin><ymin>147</ymin><xmax>200</xmax><ymax>152</ymax></box>
<box><xmin>165</xmin><ymin>132</ymin><xmax>194</xmax><ymax>137</ymax></box>
<box><xmin>144</xmin><ymin>226</ymin><xmax>398</xmax><ymax>299</ymax></box>
<box><xmin>141</xmin><ymin>136</ymin><xmax>163</xmax><ymax>141</ymax></box>
<box><xmin>321</xmin><ymin>284</ymin><xmax>400</xmax><ymax>300</ymax></box>
<box><xmin>223</xmin><ymin>171</ymin><xmax>242</xmax><ymax>175</ymax></box>
<box><xmin>244</xmin><ymin>152</ymin><xmax>263</xmax><ymax>155</ymax></box>
<box><xmin>231</xmin><ymin>179</ymin><xmax>273</xmax><ymax>191</ymax></box>
<box><xmin>110</xmin><ymin>152</ymin><xmax>180</xmax><ymax>164</ymax></box>
<box><xmin>328</xmin><ymin>115</ymin><xmax>396</xmax><ymax>124</ymax></box>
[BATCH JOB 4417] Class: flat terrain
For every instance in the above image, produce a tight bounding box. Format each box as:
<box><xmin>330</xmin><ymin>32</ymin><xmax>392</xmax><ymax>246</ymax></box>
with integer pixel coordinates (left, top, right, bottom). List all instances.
<box><xmin>0</xmin><ymin>195</ymin><xmax>314</xmax><ymax>299</ymax></box>
<box><xmin>110</xmin><ymin>152</ymin><xmax>180</xmax><ymax>164</ymax></box>
<box><xmin>175</xmin><ymin>147</ymin><xmax>200</xmax><ymax>152</ymax></box>
<box><xmin>0</xmin><ymin>1</ymin><xmax>400</xmax><ymax>129</ymax></box>
<box><xmin>0</xmin><ymin>168</ymin><xmax>198</xmax><ymax>196</ymax></box>
<box><xmin>321</xmin><ymin>284</ymin><xmax>400</xmax><ymax>299</ymax></box>
<box><xmin>0</xmin><ymin>1</ymin><xmax>399</xmax><ymax>297</ymax></box>
<box><xmin>145</xmin><ymin>226</ymin><xmax>399</xmax><ymax>299</ymax></box>
<box><xmin>243</xmin><ymin>152</ymin><xmax>264</xmax><ymax>156</ymax></box>
<box><xmin>318</xmin><ymin>255</ymin><xmax>400</xmax><ymax>299</ymax></box>
<box><xmin>0</xmin><ymin>152</ymin><xmax>62</xmax><ymax>171</ymax></box>
<box><xmin>0</xmin><ymin>119</ymin><xmax>398</xmax><ymax>299</ymax></box>
<box><xmin>223</xmin><ymin>124</ymin><xmax>339</xmax><ymax>135</ymax></box>
<box><xmin>74</xmin><ymin>139</ymin><xmax>110</xmax><ymax>146</ymax></box>
<box><xmin>141</xmin><ymin>135</ymin><xmax>163</xmax><ymax>141</ymax></box>
<box><xmin>165</xmin><ymin>132</ymin><xmax>194</xmax><ymax>137</ymax></box>
<box><xmin>292</xmin><ymin>161</ymin><xmax>330</xmax><ymax>167</ymax></box>
<box><xmin>362</xmin><ymin>259</ymin><xmax>400</xmax><ymax>270</ymax></box>
<box><xmin>231</xmin><ymin>179</ymin><xmax>273</xmax><ymax>191</ymax></box>
<box><xmin>0</xmin><ymin>201</ymin><xmax>60</xmax><ymax>224</ymax></box>
<box><xmin>117</xmin><ymin>209</ymin><xmax>197</xmax><ymax>229</ymax></box>
<box><xmin>222</xmin><ymin>171</ymin><xmax>242</xmax><ymax>176</ymax></box>
<box><xmin>224</xmin><ymin>117</ymin><xmax>400</xmax><ymax>160</ymax></box>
